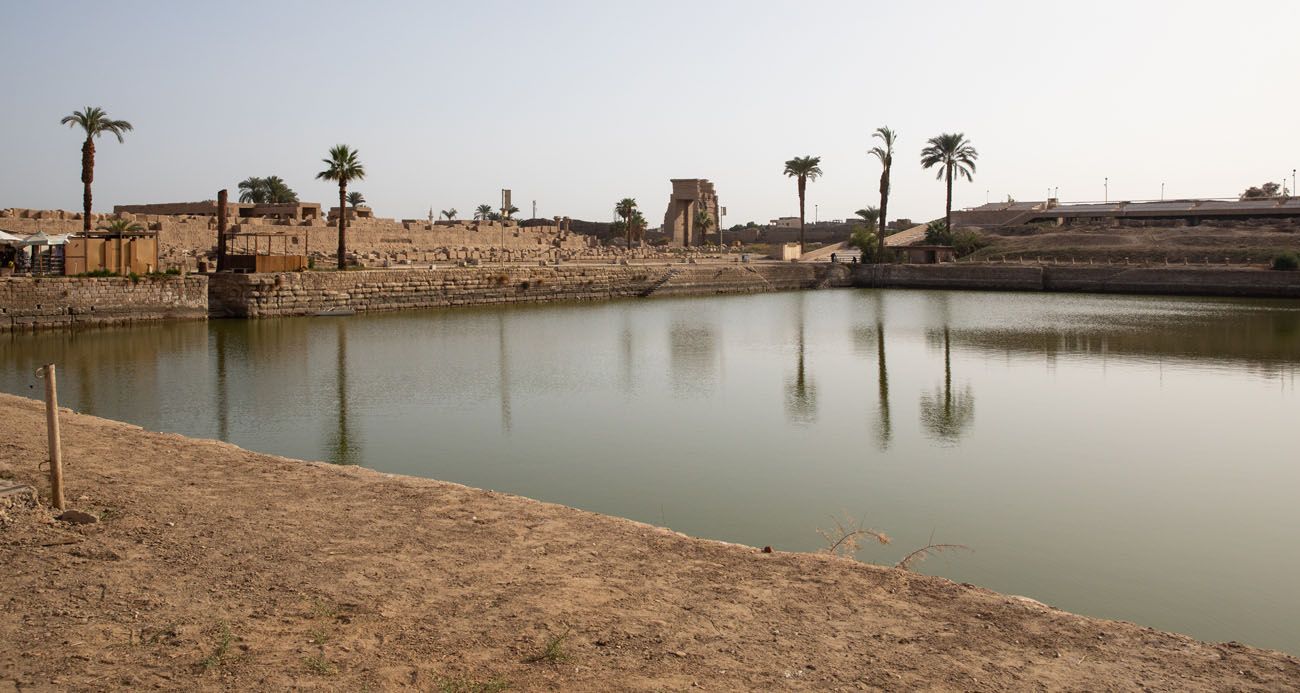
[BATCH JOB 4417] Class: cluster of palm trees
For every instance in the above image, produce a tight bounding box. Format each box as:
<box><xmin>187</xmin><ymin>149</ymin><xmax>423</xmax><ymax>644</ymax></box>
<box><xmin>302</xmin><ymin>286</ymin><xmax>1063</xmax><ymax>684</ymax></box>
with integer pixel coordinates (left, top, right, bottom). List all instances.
<box><xmin>60</xmin><ymin>104</ymin><xmax>980</xmax><ymax>272</ymax></box>
<box><xmin>784</xmin><ymin>130</ymin><xmax>979</xmax><ymax>258</ymax></box>
<box><xmin>615</xmin><ymin>198</ymin><xmax>648</xmax><ymax>247</ymax></box>
<box><xmin>236</xmin><ymin>175</ymin><xmax>299</xmax><ymax>204</ymax></box>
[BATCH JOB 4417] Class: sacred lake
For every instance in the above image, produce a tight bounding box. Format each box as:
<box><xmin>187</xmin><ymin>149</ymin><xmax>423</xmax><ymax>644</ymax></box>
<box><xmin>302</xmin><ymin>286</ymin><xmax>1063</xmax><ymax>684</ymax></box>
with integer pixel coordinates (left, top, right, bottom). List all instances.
<box><xmin>3</xmin><ymin>288</ymin><xmax>1298</xmax><ymax>654</ymax></box>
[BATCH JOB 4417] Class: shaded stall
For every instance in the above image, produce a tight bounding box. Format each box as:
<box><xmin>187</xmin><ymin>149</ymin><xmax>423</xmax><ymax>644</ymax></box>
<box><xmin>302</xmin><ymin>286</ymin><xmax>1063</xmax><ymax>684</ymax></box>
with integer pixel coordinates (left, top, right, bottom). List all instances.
<box><xmin>224</xmin><ymin>231</ymin><xmax>307</xmax><ymax>273</ymax></box>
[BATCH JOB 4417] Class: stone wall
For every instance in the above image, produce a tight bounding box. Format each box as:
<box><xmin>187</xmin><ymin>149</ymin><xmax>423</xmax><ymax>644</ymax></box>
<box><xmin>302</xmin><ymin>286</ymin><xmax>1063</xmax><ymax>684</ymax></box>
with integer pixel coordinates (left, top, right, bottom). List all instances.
<box><xmin>208</xmin><ymin>263</ymin><xmax>846</xmax><ymax>319</ymax></box>
<box><xmin>850</xmin><ymin>263</ymin><xmax>1300</xmax><ymax>298</ymax></box>
<box><xmin>0</xmin><ymin>275</ymin><xmax>208</xmax><ymax>331</ymax></box>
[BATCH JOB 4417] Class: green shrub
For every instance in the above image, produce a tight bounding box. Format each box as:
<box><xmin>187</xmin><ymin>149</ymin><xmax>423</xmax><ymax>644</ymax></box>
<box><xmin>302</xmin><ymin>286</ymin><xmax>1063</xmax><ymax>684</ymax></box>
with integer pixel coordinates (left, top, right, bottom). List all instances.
<box><xmin>924</xmin><ymin>220</ymin><xmax>953</xmax><ymax>246</ymax></box>
<box><xmin>1272</xmin><ymin>253</ymin><xmax>1299</xmax><ymax>270</ymax></box>
<box><xmin>952</xmin><ymin>229</ymin><xmax>988</xmax><ymax>257</ymax></box>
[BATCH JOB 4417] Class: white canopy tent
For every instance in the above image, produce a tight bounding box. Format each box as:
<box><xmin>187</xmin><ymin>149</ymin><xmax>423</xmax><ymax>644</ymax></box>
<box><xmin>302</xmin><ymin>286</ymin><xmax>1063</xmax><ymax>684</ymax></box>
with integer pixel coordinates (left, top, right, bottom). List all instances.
<box><xmin>20</xmin><ymin>231</ymin><xmax>71</xmax><ymax>247</ymax></box>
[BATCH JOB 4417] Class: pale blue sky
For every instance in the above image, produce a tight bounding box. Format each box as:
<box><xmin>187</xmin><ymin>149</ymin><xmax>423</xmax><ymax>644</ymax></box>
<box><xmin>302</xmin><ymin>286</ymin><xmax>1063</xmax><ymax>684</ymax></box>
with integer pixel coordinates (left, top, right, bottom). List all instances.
<box><xmin>2</xmin><ymin>1</ymin><xmax>1296</xmax><ymax>225</ymax></box>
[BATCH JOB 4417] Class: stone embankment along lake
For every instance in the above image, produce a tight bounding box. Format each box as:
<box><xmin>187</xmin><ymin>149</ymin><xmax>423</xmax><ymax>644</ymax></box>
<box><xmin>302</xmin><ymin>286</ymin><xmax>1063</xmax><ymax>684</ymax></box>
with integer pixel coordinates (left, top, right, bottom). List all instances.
<box><xmin>0</xmin><ymin>275</ymin><xmax>207</xmax><ymax>331</ymax></box>
<box><xmin>207</xmin><ymin>263</ymin><xmax>849</xmax><ymax>318</ymax></box>
<box><xmin>849</xmin><ymin>263</ymin><xmax>1300</xmax><ymax>297</ymax></box>
<box><xmin>1</xmin><ymin>392</ymin><xmax>1297</xmax><ymax>690</ymax></box>
<box><xmin>4</xmin><ymin>262</ymin><xmax>1299</xmax><ymax>332</ymax></box>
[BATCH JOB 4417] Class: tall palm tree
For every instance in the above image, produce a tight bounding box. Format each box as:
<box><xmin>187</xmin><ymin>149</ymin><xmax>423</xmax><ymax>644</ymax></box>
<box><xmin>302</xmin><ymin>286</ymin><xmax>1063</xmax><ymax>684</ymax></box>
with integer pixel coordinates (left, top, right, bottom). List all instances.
<box><xmin>346</xmin><ymin>191</ymin><xmax>365</xmax><ymax>207</ymax></box>
<box><xmin>238</xmin><ymin>176</ymin><xmax>268</xmax><ymax>203</ymax></box>
<box><xmin>920</xmin><ymin>133</ymin><xmax>978</xmax><ymax>238</ymax></box>
<box><xmin>504</xmin><ymin>204</ymin><xmax>520</xmax><ymax>219</ymax></box>
<box><xmin>60</xmin><ymin>107</ymin><xmax>133</xmax><ymax>232</ymax></box>
<box><xmin>475</xmin><ymin>203</ymin><xmax>494</xmax><ymax>221</ymax></box>
<box><xmin>783</xmin><ymin>156</ymin><xmax>822</xmax><ymax>254</ymax></box>
<box><xmin>441</xmin><ymin>208</ymin><xmax>458</xmax><ymax>220</ymax></box>
<box><xmin>869</xmin><ymin>126</ymin><xmax>896</xmax><ymax>259</ymax></box>
<box><xmin>316</xmin><ymin>144</ymin><xmax>365</xmax><ymax>270</ymax></box>
<box><xmin>615</xmin><ymin>198</ymin><xmax>637</xmax><ymax>248</ymax></box>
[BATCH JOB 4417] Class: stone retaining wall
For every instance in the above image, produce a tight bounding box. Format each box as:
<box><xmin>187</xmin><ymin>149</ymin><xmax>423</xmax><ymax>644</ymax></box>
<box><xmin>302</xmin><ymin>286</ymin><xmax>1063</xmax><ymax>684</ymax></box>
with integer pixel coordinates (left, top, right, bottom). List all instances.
<box><xmin>208</xmin><ymin>263</ymin><xmax>845</xmax><ymax>318</ymax></box>
<box><xmin>0</xmin><ymin>275</ymin><xmax>208</xmax><ymax>331</ymax></box>
<box><xmin>850</xmin><ymin>264</ymin><xmax>1300</xmax><ymax>298</ymax></box>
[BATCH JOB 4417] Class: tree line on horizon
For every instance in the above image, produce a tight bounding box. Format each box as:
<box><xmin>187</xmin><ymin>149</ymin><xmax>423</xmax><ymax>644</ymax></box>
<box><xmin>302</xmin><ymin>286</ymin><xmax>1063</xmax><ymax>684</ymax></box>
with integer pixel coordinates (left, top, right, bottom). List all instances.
<box><xmin>782</xmin><ymin>129</ymin><xmax>978</xmax><ymax>262</ymax></box>
<box><xmin>59</xmin><ymin>105</ymin><xmax>1290</xmax><ymax>269</ymax></box>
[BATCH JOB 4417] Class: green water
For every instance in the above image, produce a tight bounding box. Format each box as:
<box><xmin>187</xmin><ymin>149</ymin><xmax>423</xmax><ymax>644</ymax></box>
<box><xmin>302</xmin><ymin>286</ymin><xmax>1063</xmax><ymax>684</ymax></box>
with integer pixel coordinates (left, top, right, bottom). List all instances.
<box><xmin>3</xmin><ymin>289</ymin><xmax>1299</xmax><ymax>653</ymax></box>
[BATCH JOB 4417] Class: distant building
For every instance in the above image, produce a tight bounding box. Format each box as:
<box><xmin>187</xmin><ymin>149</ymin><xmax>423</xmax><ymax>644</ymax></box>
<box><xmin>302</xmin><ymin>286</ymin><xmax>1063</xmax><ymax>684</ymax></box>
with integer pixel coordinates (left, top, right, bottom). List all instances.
<box><xmin>952</xmin><ymin>198</ymin><xmax>1300</xmax><ymax>227</ymax></box>
<box><xmin>769</xmin><ymin>217</ymin><xmax>800</xmax><ymax>228</ymax></box>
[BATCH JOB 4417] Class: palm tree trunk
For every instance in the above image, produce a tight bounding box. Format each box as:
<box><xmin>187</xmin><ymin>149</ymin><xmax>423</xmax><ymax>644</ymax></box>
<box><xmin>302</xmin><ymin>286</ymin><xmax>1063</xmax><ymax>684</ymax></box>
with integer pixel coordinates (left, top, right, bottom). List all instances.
<box><xmin>337</xmin><ymin>184</ymin><xmax>347</xmax><ymax>270</ymax></box>
<box><xmin>81</xmin><ymin>137</ymin><xmax>95</xmax><ymax>233</ymax></box>
<box><xmin>877</xmin><ymin>170</ymin><xmax>889</xmax><ymax>261</ymax></box>
<box><xmin>944</xmin><ymin>165</ymin><xmax>954</xmax><ymax>237</ymax></box>
<box><xmin>797</xmin><ymin>177</ymin><xmax>806</xmax><ymax>254</ymax></box>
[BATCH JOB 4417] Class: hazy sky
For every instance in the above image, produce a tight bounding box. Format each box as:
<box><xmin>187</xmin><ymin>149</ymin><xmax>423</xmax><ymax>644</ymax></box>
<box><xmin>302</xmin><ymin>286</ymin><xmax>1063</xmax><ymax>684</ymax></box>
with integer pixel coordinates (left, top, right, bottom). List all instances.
<box><xmin>2</xmin><ymin>1</ymin><xmax>1297</xmax><ymax>226</ymax></box>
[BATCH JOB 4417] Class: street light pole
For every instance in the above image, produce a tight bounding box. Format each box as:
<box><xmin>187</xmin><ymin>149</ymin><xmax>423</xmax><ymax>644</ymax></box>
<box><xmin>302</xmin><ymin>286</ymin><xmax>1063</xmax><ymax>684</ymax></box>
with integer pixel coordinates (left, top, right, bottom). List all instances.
<box><xmin>1161</xmin><ymin>182</ymin><xmax>1165</xmax><ymax>201</ymax></box>
<box><xmin>1104</xmin><ymin>177</ymin><xmax>1109</xmax><ymax>203</ymax></box>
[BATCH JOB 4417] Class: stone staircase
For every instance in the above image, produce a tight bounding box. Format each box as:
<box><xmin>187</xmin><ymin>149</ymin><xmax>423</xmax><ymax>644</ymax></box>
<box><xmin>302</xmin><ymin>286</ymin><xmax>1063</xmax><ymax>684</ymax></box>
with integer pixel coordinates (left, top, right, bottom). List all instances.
<box><xmin>640</xmin><ymin>267</ymin><xmax>681</xmax><ymax>297</ymax></box>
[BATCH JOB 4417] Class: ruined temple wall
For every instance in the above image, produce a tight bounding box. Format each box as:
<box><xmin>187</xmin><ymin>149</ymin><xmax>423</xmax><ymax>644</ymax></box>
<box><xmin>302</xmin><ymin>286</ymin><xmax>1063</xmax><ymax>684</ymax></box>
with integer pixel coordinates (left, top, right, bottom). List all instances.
<box><xmin>1</xmin><ymin>209</ymin><xmax>593</xmax><ymax>266</ymax></box>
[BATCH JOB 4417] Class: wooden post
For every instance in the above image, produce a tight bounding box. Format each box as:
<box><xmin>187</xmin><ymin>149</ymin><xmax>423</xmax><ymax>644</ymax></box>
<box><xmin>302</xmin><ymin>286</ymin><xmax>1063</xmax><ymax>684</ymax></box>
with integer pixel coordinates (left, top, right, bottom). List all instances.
<box><xmin>42</xmin><ymin>364</ymin><xmax>65</xmax><ymax>511</ymax></box>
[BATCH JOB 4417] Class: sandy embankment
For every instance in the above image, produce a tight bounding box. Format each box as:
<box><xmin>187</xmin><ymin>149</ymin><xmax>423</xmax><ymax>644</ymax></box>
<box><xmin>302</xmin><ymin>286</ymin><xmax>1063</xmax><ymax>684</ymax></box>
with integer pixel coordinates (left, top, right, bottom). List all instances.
<box><xmin>1</xmin><ymin>393</ymin><xmax>1296</xmax><ymax>691</ymax></box>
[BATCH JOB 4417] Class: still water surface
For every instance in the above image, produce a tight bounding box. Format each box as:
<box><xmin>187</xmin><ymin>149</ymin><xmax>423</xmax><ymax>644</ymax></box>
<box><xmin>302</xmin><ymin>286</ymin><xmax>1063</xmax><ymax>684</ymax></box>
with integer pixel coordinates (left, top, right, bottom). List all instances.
<box><xmin>3</xmin><ymin>289</ymin><xmax>1299</xmax><ymax>653</ymax></box>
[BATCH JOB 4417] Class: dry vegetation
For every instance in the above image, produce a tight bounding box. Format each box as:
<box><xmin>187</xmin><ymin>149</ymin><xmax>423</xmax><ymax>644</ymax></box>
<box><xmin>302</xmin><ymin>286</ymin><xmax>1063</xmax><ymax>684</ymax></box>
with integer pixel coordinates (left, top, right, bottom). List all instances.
<box><xmin>2</xmin><ymin>393</ymin><xmax>1299</xmax><ymax>691</ymax></box>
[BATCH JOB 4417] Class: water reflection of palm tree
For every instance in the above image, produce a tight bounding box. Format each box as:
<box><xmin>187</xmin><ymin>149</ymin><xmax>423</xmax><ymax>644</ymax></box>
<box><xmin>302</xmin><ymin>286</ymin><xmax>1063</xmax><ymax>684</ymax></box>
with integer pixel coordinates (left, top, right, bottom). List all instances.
<box><xmin>785</xmin><ymin>296</ymin><xmax>817</xmax><ymax>424</ymax></box>
<box><xmin>920</xmin><ymin>327</ymin><xmax>974</xmax><ymax>442</ymax></box>
<box><xmin>329</xmin><ymin>320</ymin><xmax>360</xmax><ymax>465</ymax></box>
<box><xmin>875</xmin><ymin>320</ymin><xmax>892</xmax><ymax>448</ymax></box>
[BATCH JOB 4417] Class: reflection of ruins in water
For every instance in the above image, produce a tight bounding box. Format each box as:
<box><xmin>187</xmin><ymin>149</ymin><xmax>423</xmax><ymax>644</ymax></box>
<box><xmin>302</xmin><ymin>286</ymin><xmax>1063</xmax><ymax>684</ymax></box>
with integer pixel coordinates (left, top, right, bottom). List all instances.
<box><xmin>784</xmin><ymin>295</ymin><xmax>817</xmax><ymax>425</ymax></box>
<box><xmin>668</xmin><ymin>317</ymin><xmax>718</xmax><ymax>397</ymax></box>
<box><xmin>498</xmin><ymin>313</ymin><xmax>512</xmax><ymax>433</ymax></box>
<box><xmin>920</xmin><ymin>327</ymin><xmax>975</xmax><ymax>444</ymax></box>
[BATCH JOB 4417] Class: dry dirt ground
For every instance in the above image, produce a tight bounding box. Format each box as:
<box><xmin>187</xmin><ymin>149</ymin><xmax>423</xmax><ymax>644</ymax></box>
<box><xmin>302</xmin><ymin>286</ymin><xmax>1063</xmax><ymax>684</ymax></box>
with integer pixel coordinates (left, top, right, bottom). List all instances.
<box><xmin>1</xmin><ymin>392</ymin><xmax>1298</xmax><ymax>692</ymax></box>
<box><xmin>968</xmin><ymin>222</ymin><xmax>1300</xmax><ymax>265</ymax></box>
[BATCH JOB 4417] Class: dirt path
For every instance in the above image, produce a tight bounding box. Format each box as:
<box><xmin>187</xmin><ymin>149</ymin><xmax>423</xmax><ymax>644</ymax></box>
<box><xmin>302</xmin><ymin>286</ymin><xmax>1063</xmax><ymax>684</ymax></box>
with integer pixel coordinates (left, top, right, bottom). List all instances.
<box><xmin>1</xmin><ymin>393</ymin><xmax>1296</xmax><ymax>691</ymax></box>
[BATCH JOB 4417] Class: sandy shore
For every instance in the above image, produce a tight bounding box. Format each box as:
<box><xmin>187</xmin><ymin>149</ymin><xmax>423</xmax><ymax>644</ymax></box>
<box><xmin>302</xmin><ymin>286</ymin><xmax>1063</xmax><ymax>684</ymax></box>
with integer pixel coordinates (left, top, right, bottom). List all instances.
<box><xmin>1</xmin><ymin>393</ymin><xmax>1297</xmax><ymax>691</ymax></box>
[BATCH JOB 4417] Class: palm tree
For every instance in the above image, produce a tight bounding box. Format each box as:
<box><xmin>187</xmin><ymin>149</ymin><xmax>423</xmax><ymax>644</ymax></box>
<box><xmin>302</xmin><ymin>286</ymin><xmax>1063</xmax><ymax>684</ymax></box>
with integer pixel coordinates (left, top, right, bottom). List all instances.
<box><xmin>869</xmin><ymin>127</ymin><xmax>896</xmax><ymax>259</ymax></box>
<box><xmin>238</xmin><ymin>176</ymin><xmax>268</xmax><ymax>203</ymax></box>
<box><xmin>61</xmin><ymin>107</ymin><xmax>133</xmax><ymax>232</ymax></box>
<box><xmin>98</xmin><ymin>218</ymin><xmax>144</xmax><ymax>234</ymax></box>
<box><xmin>630</xmin><ymin>210</ymin><xmax>647</xmax><ymax>244</ymax></box>
<box><xmin>615</xmin><ymin>198</ymin><xmax>637</xmax><ymax>248</ymax></box>
<box><xmin>783</xmin><ymin>156</ymin><xmax>822</xmax><ymax>254</ymax></box>
<box><xmin>316</xmin><ymin>144</ymin><xmax>366</xmax><ymax>270</ymax></box>
<box><xmin>854</xmin><ymin>206</ymin><xmax>879</xmax><ymax>229</ymax></box>
<box><xmin>475</xmin><ymin>203</ymin><xmax>494</xmax><ymax>221</ymax></box>
<box><xmin>346</xmin><ymin>191</ymin><xmax>365</xmax><ymax>207</ymax></box>
<box><xmin>920</xmin><ymin>133</ymin><xmax>978</xmax><ymax>238</ymax></box>
<box><xmin>504</xmin><ymin>204</ymin><xmax>520</xmax><ymax>219</ymax></box>
<box><xmin>694</xmin><ymin>208</ymin><xmax>714</xmax><ymax>246</ymax></box>
<box><xmin>441</xmin><ymin>208</ymin><xmax>458</xmax><ymax>220</ymax></box>
<box><xmin>263</xmin><ymin>175</ymin><xmax>298</xmax><ymax>203</ymax></box>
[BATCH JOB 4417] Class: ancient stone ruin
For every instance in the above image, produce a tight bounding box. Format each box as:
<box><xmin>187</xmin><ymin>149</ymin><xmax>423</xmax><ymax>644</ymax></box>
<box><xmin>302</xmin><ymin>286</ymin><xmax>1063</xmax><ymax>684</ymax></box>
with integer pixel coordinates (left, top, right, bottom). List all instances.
<box><xmin>662</xmin><ymin>179</ymin><xmax>720</xmax><ymax>247</ymax></box>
